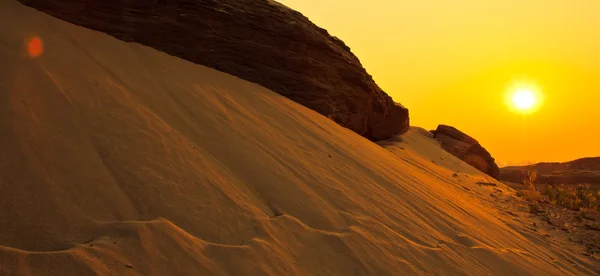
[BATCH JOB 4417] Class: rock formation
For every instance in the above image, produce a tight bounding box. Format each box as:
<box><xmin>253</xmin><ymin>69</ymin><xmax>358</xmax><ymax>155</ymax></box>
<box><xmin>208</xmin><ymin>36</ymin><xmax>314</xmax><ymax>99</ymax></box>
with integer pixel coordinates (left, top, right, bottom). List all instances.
<box><xmin>432</xmin><ymin>125</ymin><xmax>500</xmax><ymax>178</ymax></box>
<box><xmin>19</xmin><ymin>0</ymin><xmax>409</xmax><ymax>140</ymax></box>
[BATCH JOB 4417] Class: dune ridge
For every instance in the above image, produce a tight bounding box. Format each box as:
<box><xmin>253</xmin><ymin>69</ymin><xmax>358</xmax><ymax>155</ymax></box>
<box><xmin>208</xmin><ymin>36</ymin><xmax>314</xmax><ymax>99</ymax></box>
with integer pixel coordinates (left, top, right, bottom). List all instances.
<box><xmin>1</xmin><ymin>1</ymin><xmax>598</xmax><ymax>275</ymax></box>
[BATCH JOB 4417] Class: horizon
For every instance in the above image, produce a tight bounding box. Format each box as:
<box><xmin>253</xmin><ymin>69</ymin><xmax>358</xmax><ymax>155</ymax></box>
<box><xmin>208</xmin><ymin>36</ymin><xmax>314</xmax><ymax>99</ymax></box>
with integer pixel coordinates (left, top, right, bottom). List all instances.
<box><xmin>277</xmin><ymin>0</ymin><xmax>600</xmax><ymax>165</ymax></box>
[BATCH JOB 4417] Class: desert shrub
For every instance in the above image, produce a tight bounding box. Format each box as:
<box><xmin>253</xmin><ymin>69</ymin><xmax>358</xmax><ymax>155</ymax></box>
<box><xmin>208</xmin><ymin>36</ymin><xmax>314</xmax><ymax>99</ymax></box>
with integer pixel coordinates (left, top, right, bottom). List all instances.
<box><xmin>521</xmin><ymin>165</ymin><xmax>543</xmax><ymax>202</ymax></box>
<box><xmin>544</xmin><ymin>184</ymin><xmax>600</xmax><ymax>211</ymax></box>
<box><xmin>513</xmin><ymin>165</ymin><xmax>600</xmax><ymax>211</ymax></box>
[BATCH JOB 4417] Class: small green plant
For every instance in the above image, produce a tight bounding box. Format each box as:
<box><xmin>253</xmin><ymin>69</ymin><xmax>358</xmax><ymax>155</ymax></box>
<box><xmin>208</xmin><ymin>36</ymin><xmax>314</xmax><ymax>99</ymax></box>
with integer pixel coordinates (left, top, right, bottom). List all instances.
<box><xmin>585</xmin><ymin>243</ymin><xmax>599</xmax><ymax>256</ymax></box>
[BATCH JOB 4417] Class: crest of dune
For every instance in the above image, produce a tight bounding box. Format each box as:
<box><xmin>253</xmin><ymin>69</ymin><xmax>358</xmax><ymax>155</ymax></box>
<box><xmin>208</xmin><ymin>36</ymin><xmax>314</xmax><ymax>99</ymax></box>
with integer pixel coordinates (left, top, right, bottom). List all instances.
<box><xmin>1</xmin><ymin>1</ymin><xmax>598</xmax><ymax>275</ymax></box>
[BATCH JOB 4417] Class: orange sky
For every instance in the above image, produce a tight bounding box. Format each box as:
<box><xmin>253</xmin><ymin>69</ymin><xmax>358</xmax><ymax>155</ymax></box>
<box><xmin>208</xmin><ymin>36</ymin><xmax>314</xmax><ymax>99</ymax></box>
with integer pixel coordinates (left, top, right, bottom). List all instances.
<box><xmin>278</xmin><ymin>0</ymin><xmax>600</xmax><ymax>166</ymax></box>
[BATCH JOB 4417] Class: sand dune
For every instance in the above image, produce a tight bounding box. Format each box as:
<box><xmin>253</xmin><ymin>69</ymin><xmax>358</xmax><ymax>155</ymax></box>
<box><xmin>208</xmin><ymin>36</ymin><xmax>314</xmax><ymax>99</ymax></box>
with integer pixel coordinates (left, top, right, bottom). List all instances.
<box><xmin>1</xmin><ymin>1</ymin><xmax>598</xmax><ymax>275</ymax></box>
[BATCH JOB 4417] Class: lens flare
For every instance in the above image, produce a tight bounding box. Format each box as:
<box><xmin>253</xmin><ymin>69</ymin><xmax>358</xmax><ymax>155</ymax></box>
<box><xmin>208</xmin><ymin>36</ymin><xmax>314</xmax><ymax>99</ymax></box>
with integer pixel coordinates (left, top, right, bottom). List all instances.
<box><xmin>27</xmin><ymin>36</ymin><xmax>43</xmax><ymax>58</ymax></box>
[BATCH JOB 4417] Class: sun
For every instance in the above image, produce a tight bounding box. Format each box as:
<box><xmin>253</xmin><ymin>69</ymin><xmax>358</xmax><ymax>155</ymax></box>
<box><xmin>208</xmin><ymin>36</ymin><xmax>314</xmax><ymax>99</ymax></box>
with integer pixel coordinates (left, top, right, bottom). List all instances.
<box><xmin>505</xmin><ymin>82</ymin><xmax>543</xmax><ymax>114</ymax></box>
<box><xmin>512</xmin><ymin>88</ymin><xmax>536</xmax><ymax>110</ymax></box>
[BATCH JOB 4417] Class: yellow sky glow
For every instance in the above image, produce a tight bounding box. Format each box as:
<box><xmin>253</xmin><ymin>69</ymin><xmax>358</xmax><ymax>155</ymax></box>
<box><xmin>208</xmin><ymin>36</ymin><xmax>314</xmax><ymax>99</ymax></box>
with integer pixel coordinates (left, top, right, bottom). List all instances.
<box><xmin>278</xmin><ymin>0</ymin><xmax>600</xmax><ymax>165</ymax></box>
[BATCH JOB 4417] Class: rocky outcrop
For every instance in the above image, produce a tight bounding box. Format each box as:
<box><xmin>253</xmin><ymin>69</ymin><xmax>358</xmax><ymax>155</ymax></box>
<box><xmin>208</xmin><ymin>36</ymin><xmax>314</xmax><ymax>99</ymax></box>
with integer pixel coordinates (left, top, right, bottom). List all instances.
<box><xmin>500</xmin><ymin>157</ymin><xmax>600</xmax><ymax>185</ymax></box>
<box><xmin>20</xmin><ymin>0</ymin><xmax>409</xmax><ymax>140</ymax></box>
<box><xmin>432</xmin><ymin>125</ymin><xmax>500</xmax><ymax>178</ymax></box>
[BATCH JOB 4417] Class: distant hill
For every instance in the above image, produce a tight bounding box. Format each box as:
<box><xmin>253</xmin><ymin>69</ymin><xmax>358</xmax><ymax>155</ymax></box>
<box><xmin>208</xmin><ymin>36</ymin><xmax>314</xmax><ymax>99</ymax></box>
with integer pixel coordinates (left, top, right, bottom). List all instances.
<box><xmin>499</xmin><ymin>157</ymin><xmax>600</xmax><ymax>186</ymax></box>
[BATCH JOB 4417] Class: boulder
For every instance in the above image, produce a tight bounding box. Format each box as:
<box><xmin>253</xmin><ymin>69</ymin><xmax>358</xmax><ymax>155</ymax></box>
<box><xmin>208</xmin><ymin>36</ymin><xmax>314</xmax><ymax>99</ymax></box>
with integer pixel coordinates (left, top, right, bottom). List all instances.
<box><xmin>432</xmin><ymin>125</ymin><xmax>500</xmax><ymax>178</ymax></box>
<box><xmin>20</xmin><ymin>0</ymin><xmax>409</xmax><ymax>140</ymax></box>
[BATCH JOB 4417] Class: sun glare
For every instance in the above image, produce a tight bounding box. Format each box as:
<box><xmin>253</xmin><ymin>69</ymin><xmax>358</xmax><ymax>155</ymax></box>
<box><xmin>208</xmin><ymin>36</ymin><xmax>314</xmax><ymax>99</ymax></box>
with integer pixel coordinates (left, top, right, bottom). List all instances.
<box><xmin>505</xmin><ymin>82</ymin><xmax>543</xmax><ymax>114</ymax></box>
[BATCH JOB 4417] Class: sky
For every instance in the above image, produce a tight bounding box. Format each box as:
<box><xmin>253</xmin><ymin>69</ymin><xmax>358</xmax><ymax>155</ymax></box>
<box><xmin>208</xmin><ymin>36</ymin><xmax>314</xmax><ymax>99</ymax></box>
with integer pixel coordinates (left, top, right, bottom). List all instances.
<box><xmin>277</xmin><ymin>0</ymin><xmax>600</xmax><ymax>166</ymax></box>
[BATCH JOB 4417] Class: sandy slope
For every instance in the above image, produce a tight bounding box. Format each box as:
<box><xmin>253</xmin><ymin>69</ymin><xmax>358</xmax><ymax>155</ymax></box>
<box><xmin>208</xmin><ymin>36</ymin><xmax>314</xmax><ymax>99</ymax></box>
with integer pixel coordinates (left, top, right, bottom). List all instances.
<box><xmin>1</xmin><ymin>1</ymin><xmax>598</xmax><ymax>275</ymax></box>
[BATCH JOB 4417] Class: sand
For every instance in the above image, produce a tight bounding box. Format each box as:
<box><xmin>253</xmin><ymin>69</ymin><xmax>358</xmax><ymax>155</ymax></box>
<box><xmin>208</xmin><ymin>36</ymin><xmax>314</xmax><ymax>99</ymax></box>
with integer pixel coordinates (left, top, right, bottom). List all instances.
<box><xmin>1</xmin><ymin>1</ymin><xmax>598</xmax><ymax>275</ymax></box>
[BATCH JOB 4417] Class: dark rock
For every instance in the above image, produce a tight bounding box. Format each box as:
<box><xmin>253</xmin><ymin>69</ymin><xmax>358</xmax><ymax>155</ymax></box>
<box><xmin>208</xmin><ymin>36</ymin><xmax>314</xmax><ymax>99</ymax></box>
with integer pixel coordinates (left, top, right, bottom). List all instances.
<box><xmin>19</xmin><ymin>0</ymin><xmax>409</xmax><ymax>140</ymax></box>
<box><xmin>432</xmin><ymin>125</ymin><xmax>500</xmax><ymax>178</ymax></box>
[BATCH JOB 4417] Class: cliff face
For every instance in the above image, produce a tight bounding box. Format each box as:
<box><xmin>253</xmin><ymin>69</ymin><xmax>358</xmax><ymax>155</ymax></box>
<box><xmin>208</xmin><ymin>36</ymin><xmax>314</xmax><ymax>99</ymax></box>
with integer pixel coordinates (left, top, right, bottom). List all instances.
<box><xmin>432</xmin><ymin>125</ymin><xmax>500</xmax><ymax>179</ymax></box>
<box><xmin>500</xmin><ymin>157</ymin><xmax>600</xmax><ymax>186</ymax></box>
<box><xmin>19</xmin><ymin>0</ymin><xmax>409</xmax><ymax>140</ymax></box>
